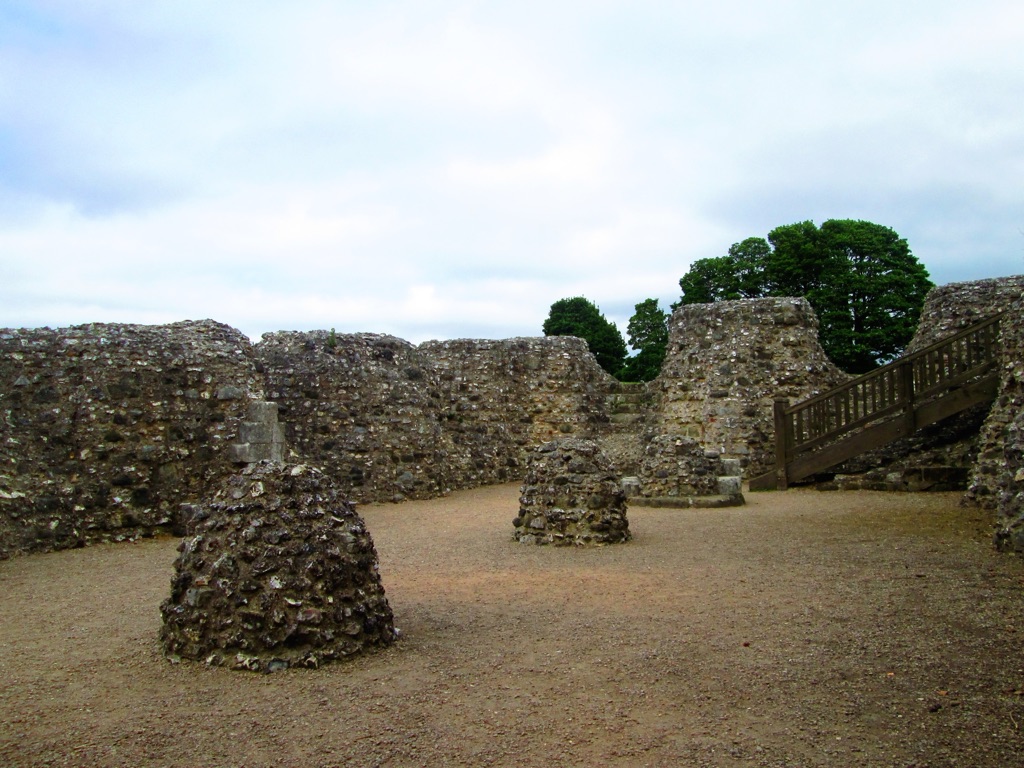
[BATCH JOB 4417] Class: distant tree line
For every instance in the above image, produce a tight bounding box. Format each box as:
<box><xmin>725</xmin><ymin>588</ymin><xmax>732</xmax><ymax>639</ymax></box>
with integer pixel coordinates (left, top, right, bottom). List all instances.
<box><xmin>542</xmin><ymin>219</ymin><xmax>933</xmax><ymax>380</ymax></box>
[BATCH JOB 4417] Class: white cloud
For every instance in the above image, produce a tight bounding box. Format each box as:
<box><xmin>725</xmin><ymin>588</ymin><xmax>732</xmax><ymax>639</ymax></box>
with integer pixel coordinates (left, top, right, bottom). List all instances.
<box><xmin>1</xmin><ymin>0</ymin><xmax>1022</xmax><ymax>344</ymax></box>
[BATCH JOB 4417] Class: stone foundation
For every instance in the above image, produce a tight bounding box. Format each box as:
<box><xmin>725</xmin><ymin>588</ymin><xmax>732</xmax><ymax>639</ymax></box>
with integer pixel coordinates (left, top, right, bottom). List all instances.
<box><xmin>514</xmin><ymin>439</ymin><xmax>630</xmax><ymax>546</ymax></box>
<box><xmin>159</xmin><ymin>462</ymin><xmax>396</xmax><ymax>671</ymax></box>
<box><xmin>634</xmin><ymin>434</ymin><xmax>740</xmax><ymax>497</ymax></box>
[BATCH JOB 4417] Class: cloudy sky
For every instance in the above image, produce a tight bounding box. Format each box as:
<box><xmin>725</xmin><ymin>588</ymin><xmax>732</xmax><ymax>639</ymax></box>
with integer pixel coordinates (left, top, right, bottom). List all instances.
<box><xmin>1</xmin><ymin>1</ymin><xmax>1022</xmax><ymax>344</ymax></box>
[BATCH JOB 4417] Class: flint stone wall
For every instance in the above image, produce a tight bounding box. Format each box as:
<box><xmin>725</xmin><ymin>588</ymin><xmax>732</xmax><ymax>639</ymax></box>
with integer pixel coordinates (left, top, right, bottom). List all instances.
<box><xmin>0</xmin><ymin>320</ymin><xmax>258</xmax><ymax>558</ymax></box>
<box><xmin>655</xmin><ymin>298</ymin><xmax>847</xmax><ymax>478</ymax></box>
<box><xmin>514</xmin><ymin>438</ymin><xmax>630</xmax><ymax>546</ymax></box>
<box><xmin>986</xmin><ymin>295</ymin><xmax>1024</xmax><ymax>548</ymax></box>
<box><xmin>1</xmin><ymin>324</ymin><xmax>616</xmax><ymax>557</ymax></box>
<box><xmin>917</xmin><ymin>277</ymin><xmax>1024</xmax><ymax>508</ymax></box>
<box><xmin>257</xmin><ymin>333</ymin><xmax>614</xmax><ymax>504</ymax></box>
<box><xmin>256</xmin><ymin>332</ymin><xmax>452</xmax><ymax>503</ymax></box>
<box><xmin>635</xmin><ymin>435</ymin><xmax>728</xmax><ymax>497</ymax></box>
<box><xmin>160</xmin><ymin>462</ymin><xmax>395</xmax><ymax>671</ymax></box>
<box><xmin>906</xmin><ymin>275</ymin><xmax>1024</xmax><ymax>353</ymax></box>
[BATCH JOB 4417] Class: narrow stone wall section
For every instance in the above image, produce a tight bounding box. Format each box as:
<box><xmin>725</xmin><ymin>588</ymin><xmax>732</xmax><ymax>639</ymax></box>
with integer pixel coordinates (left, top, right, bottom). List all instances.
<box><xmin>655</xmin><ymin>298</ymin><xmax>847</xmax><ymax>478</ymax></box>
<box><xmin>159</xmin><ymin>462</ymin><xmax>396</xmax><ymax>671</ymax></box>
<box><xmin>514</xmin><ymin>438</ymin><xmax>630</xmax><ymax>546</ymax></box>
<box><xmin>996</xmin><ymin>407</ymin><xmax>1024</xmax><ymax>552</ymax></box>
<box><xmin>256</xmin><ymin>332</ymin><xmax>453</xmax><ymax>503</ymax></box>
<box><xmin>919</xmin><ymin>278</ymin><xmax>1024</xmax><ymax>509</ymax></box>
<box><xmin>421</xmin><ymin>336</ymin><xmax>615</xmax><ymax>489</ymax></box>
<box><xmin>0</xmin><ymin>320</ymin><xmax>258</xmax><ymax>558</ymax></box>
<box><xmin>986</xmin><ymin>296</ymin><xmax>1024</xmax><ymax>545</ymax></box>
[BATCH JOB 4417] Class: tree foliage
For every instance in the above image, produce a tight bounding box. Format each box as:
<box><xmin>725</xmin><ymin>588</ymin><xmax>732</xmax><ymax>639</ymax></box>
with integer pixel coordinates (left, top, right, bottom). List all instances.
<box><xmin>619</xmin><ymin>298</ymin><xmax>669</xmax><ymax>382</ymax></box>
<box><xmin>678</xmin><ymin>220</ymin><xmax>933</xmax><ymax>373</ymax></box>
<box><xmin>542</xmin><ymin>296</ymin><xmax>627</xmax><ymax>376</ymax></box>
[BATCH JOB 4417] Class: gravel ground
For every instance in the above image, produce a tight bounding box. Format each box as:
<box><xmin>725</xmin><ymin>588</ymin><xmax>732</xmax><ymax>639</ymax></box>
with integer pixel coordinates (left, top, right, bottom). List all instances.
<box><xmin>1</xmin><ymin>483</ymin><xmax>1023</xmax><ymax>767</ymax></box>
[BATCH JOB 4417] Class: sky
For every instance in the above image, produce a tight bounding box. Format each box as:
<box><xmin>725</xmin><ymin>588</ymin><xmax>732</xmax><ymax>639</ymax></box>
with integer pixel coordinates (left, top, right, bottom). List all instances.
<box><xmin>1</xmin><ymin>1</ymin><xmax>1022</xmax><ymax>345</ymax></box>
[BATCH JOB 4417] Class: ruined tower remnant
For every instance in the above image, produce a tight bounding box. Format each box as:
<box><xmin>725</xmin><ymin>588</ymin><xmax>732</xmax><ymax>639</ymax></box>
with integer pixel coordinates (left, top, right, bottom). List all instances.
<box><xmin>159</xmin><ymin>462</ymin><xmax>396</xmax><ymax>671</ymax></box>
<box><xmin>655</xmin><ymin>297</ymin><xmax>847</xmax><ymax>478</ymax></box>
<box><xmin>514</xmin><ymin>438</ymin><xmax>630</xmax><ymax>546</ymax></box>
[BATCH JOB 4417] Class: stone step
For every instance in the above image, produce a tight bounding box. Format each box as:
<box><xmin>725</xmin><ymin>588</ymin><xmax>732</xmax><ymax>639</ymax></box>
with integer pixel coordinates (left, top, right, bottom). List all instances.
<box><xmin>815</xmin><ymin>465</ymin><xmax>970</xmax><ymax>492</ymax></box>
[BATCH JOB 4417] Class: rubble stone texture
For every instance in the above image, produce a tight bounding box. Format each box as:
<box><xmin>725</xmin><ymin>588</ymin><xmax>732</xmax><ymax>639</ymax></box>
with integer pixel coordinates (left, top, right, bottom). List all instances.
<box><xmin>0</xmin><ymin>320</ymin><xmax>259</xmax><ymax>558</ymax></box>
<box><xmin>514</xmin><ymin>438</ymin><xmax>630</xmax><ymax>546</ymax></box>
<box><xmin>636</xmin><ymin>434</ymin><xmax>728</xmax><ymax>498</ymax></box>
<box><xmin>915</xmin><ymin>277</ymin><xmax>1024</xmax><ymax>509</ymax></box>
<box><xmin>159</xmin><ymin>462</ymin><xmax>395</xmax><ymax>671</ymax></box>
<box><xmin>906</xmin><ymin>275</ymin><xmax>1024</xmax><ymax>353</ymax></box>
<box><xmin>655</xmin><ymin>297</ymin><xmax>848</xmax><ymax>479</ymax></box>
<box><xmin>256</xmin><ymin>332</ymin><xmax>613</xmax><ymax>504</ymax></box>
<box><xmin>1</xmin><ymin>325</ymin><xmax>617</xmax><ymax>558</ymax></box>
<box><xmin>990</xmin><ymin>295</ymin><xmax>1024</xmax><ymax>549</ymax></box>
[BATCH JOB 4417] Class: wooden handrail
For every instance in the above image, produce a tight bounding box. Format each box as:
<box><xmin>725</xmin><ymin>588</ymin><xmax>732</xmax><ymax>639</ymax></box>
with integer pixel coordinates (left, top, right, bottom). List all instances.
<box><xmin>764</xmin><ymin>313</ymin><xmax>1003</xmax><ymax>489</ymax></box>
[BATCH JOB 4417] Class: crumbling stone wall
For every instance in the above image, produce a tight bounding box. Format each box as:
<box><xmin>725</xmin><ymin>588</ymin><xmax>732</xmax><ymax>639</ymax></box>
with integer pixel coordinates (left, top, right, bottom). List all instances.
<box><xmin>982</xmin><ymin>294</ymin><xmax>1024</xmax><ymax>544</ymax></box>
<box><xmin>0</xmin><ymin>320</ymin><xmax>258</xmax><ymax>558</ymax></box>
<box><xmin>1</xmin><ymin>323</ymin><xmax>618</xmax><ymax>557</ymax></box>
<box><xmin>256</xmin><ymin>332</ymin><xmax>451</xmax><ymax>503</ymax></box>
<box><xmin>906</xmin><ymin>275</ymin><xmax>1024</xmax><ymax>353</ymax></box>
<box><xmin>160</xmin><ymin>462</ymin><xmax>396</xmax><ymax>671</ymax></box>
<box><xmin>635</xmin><ymin>434</ymin><xmax>728</xmax><ymax>497</ymax></box>
<box><xmin>422</xmin><ymin>336</ymin><xmax>614</xmax><ymax>488</ymax></box>
<box><xmin>655</xmin><ymin>298</ymin><xmax>847</xmax><ymax>478</ymax></box>
<box><xmin>255</xmin><ymin>333</ymin><xmax>614</xmax><ymax>505</ymax></box>
<box><xmin>996</xmin><ymin>396</ymin><xmax>1024</xmax><ymax>552</ymax></box>
<box><xmin>916</xmin><ymin>277</ymin><xmax>1024</xmax><ymax>508</ymax></box>
<box><xmin>514</xmin><ymin>438</ymin><xmax>630</xmax><ymax>546</ymax></box>
<box><xmin>10</xmin><ymin>278</ymin><xmax>1021</xmax><ymax>560</ymax></box>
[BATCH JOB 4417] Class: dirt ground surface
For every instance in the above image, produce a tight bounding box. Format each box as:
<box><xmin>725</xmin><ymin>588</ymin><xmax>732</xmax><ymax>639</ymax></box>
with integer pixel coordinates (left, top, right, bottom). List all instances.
<box><xmin>2</xmin><ymin>483</ymin><xmax>1024</xmax><ymax>768</ymax></box>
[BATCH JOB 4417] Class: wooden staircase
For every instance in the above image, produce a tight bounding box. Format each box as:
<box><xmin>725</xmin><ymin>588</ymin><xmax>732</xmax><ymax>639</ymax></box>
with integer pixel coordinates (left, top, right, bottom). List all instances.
<box><xmin>750</xmin><ymin>314</ymin><xmax>1002</xmax><ymax>491</ymax></box>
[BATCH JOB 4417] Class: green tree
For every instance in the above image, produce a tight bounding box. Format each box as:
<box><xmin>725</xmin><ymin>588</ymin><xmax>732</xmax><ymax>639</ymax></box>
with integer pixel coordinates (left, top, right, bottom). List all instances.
<box><xmin>677</xmin><ymin>220</ymin><xmax>933</xmax><ymax>373</ymax></box>
<box><xmin>543</xmin><ymin>296</ymin><xmax>627</xmax><ymax>376</ymax></box>
<box><xmin>678</xmin><ymin>237</ymin><xmax>771</xmax><ymax>304</ymax></box>
<box><xmin>619</xmin><ymin>298</ymin><xmax>669</xmax><ymax>382</ymax></box>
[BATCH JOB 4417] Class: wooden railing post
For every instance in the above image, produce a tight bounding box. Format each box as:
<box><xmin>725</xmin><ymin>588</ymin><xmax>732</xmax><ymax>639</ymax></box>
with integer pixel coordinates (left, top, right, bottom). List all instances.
<box><xmin>900</xmin><ymin>359</ymin><xmax>916</xmax><ymax>434</ymax></box>
<box><xmin>774</xmin><ymin>397</ymin><xmax>789</xmax><ymax>490</ymax></box>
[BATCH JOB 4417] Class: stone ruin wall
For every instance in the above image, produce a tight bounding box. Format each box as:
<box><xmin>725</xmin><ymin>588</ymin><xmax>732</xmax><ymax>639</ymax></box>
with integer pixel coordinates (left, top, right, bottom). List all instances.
<box><xmin>992</xmin><ymin>295</ymin><xmax>1024</xmax><ymax>550</ymax></box>
<box><xmin>1</xmin><ymin>325</ymin><xmax>615</xmax><ymax>557</ymax></box>
<box><xmin>256</xmin><ymin>331</ymin><xmax>452</xmax><ymax>503</ymax></box>
<box><xmin>0</xmin><ymin>321</ymin><xmax>259</xmax><ymax>559</ymax></box>
<box><xmin>257</xmin><ymin>332</ymin><xmax>613</xmax><ymax>505</ymax></box>
<box><xmin>421</xmin><ymin>336</ymin><xmax>613</xmax><ymax>489</ymax></box>
<box><xmin>906</xmin><ymin>275</ymin><xmax>1024</xmax><ymax>353</ymax></box>
<box><xmin>9</xmin><ymin>277</ymin><xmax>1021</xmax><ymax>560</ymax></box>
<box><xmin>912</xmin><ymin>276</ymin><xmax>1024</xmax><ymax>510</ymax></box>
<box><xmin>654</xmin><ymin>297</ymin><xmax>848</xmax><ymax>479</ymax></box>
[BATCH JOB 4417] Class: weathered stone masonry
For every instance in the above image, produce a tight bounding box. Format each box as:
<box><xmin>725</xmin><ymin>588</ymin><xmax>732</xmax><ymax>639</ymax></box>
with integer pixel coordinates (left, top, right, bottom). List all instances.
<box><xmin>8</xmin><ymin>277</ymin><xmax>1023</xmax><ymax>560</ymax></box>
<box><xmin>1</xmin><ymin>325</ymin><xmax>616</xmax><ymax>557</ymax></box>
<box><xmin>655</xmin><ymin>297</ymin><xmax>848</xmax><ymax>479</ymax></box>
<box><xmin>256</xmin><ymin>332</ymin><xmax>613</xmax><ymax>505</ymax></box>
<box><xmin>0</xmin><ymin>321</ymin><xmax>258</xmax><ymax>558</ymax></box>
